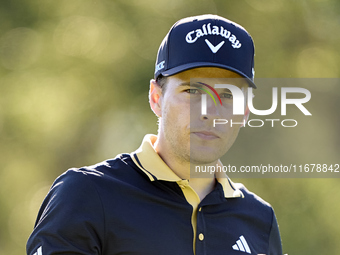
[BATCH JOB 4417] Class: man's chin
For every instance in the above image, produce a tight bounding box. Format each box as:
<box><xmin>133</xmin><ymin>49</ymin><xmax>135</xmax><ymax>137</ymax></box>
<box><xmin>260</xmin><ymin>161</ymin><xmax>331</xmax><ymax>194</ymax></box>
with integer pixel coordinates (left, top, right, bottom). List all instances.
<box><xmin>189</xmin><ymin>152</ymin><xmax>222</xmax><ymax>165</ymax></box>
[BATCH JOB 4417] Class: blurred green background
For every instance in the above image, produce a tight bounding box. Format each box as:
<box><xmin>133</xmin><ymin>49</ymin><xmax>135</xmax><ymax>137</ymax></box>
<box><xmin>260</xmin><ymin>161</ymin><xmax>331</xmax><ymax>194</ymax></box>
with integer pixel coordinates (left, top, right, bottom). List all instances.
<box><xmin>0</xmin><ymin>0</ymin><xmax>339</xmax><ymax>254</ymax></box>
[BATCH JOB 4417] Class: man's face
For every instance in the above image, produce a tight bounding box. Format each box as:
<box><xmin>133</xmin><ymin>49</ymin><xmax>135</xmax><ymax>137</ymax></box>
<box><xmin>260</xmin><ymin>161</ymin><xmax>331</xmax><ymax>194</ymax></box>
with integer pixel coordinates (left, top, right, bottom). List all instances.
<box><xmin>156</xmin><ymin>67</ymin><xmax>248</xmax><ymax>165</ymax></box>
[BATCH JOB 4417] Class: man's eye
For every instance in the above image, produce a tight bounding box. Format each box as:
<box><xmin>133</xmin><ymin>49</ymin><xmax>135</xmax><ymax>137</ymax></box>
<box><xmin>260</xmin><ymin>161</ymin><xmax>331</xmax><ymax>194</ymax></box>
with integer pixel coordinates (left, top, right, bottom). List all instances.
<box><xmin>220</xmin><ymin>93</ymin><xmax>233</xmax><ymax>99</ymax></box>
<box><xmin>186</xmin><ymin>88</ymin><xmax>199</xmax><ymax>94</ymax></box>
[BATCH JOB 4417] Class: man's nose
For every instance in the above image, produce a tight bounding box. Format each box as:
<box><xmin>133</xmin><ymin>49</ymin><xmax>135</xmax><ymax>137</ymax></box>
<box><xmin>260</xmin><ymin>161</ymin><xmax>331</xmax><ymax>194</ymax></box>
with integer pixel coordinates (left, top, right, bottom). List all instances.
<box><xmin>200</xmin><ymin>94</ymin><xmax>222</xmax><ymax>120</ymax></box>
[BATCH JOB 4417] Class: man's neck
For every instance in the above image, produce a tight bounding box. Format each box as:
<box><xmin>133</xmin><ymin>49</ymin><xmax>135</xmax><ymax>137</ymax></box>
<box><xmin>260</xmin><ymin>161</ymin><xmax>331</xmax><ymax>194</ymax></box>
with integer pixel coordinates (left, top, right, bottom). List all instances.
<box><xmin>154</xmin><ymin>137</ymin><xmax>217</xmax><ymax>201</ymax></box>
<box><xmin>188</xmin><ymin>177</ymin><xmax>217</xmax><ymax>201</ymax></box>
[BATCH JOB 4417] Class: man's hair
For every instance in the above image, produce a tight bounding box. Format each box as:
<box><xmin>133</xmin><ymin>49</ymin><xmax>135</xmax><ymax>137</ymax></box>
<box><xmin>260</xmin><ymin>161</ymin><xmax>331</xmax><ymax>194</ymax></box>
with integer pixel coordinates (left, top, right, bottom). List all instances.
<box><xmin>156</xmin><ymin>75</ymin><xmax>168</xmax><ymax>94</ymax></box>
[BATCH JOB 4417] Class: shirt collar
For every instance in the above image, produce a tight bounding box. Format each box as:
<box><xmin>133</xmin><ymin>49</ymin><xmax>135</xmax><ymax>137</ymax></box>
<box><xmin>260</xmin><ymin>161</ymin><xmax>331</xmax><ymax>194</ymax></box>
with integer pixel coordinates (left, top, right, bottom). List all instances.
<box><xmin>131</xmin><ymin>134</ymin><xmax>243</xmax><ymax>199</ymax></box>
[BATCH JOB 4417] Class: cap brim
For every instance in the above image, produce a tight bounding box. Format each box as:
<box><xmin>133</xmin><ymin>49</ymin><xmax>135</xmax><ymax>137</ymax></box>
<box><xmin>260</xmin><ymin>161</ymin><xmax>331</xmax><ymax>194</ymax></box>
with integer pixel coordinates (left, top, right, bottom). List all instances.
<box><xmin>158</xmin><ymin>62</ymin><xmax>256</xmax><ymax>88</ymax></box>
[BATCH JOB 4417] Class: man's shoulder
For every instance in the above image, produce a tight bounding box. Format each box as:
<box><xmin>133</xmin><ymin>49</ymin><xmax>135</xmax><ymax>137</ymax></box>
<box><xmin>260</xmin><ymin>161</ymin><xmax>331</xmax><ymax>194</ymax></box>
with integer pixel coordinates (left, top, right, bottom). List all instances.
<box><xmin>54</xmin><ymin>153</ymin><xmax>144</xmax><ymax>189</ymax></box>
<box><xmin>64</xmin><ymin>153</ymin><xmax>134</xmax><ymax>174</ymax></box>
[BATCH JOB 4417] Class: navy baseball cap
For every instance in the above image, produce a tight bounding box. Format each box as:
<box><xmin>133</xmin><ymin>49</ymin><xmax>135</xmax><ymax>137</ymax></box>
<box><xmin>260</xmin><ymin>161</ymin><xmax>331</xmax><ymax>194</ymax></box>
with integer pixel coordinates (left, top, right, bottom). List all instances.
<box><xmin>154</xmin><ymin>14</ymin><xmax>256</xmax><ymax>88</ymax></box>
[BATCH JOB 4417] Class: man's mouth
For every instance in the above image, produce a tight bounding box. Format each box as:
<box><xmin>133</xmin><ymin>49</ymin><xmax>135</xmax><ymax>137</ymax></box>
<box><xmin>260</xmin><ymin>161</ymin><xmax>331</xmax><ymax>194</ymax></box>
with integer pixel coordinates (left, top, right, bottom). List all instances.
<box><xmin>192</xmin><ymin>131</ymin><xmax>220</xmax><ymax>140</ymax></box>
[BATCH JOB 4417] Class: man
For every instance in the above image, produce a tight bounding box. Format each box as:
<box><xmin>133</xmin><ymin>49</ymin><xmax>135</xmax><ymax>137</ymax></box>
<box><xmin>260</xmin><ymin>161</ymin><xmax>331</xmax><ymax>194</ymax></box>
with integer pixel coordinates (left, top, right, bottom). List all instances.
<box><xmin>27</xmin><ymin>14</ymin><xmax>283</xmax><ymax>255</ymax></box>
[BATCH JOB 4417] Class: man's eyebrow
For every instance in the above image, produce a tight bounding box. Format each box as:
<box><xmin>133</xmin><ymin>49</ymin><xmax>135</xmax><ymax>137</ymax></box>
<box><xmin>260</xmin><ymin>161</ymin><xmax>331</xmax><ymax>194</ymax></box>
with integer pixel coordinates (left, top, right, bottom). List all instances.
<box><xmin>178</xmin><ymin>82</ymin><xmax>190</xmax><ymax>87</ymax></box>
<box><xmin>180</xmin><ymin>82</ymin><xmax>233</xmax><ymax>91</ymax></box>
<box><xmin>179</xmin><ymin>82</ymin><xmax>204</xmax><ymax>88</ymax></box>
<box><xmin>220</xmin><ymin>88</ymin><xmax>232</xmax><ymax>92</ymax></box>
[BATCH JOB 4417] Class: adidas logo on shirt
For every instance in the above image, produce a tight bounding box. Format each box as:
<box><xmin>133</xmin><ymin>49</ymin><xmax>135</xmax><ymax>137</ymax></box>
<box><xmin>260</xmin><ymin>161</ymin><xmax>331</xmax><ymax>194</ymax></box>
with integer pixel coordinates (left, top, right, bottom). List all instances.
<box><xmin>232</xmin><ymin>235</ymin><xmax>251</xmax><ymax>254</ymax></box>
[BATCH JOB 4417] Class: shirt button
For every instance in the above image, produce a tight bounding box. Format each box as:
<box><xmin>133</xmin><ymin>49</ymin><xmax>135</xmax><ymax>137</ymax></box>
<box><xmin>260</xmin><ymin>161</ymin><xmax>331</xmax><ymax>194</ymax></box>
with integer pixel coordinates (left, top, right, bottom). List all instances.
<box><xmin>198</xmin><ymin>233</ymin><xmax>204</xmax><ymax>241</ymax></box>
<box><xmin>198</xmin><ymin>207</ymin><xmax>202</xmax><ymax>212</ymax></box>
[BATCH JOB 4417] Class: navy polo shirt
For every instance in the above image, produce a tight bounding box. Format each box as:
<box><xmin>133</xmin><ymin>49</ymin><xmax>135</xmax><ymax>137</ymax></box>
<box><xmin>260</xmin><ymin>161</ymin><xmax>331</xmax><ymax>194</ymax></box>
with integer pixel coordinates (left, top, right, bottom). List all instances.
<box><xmin>27</xmin><ymin>134</ymin><xmax>283</xmax><ymax>255</ymax></box>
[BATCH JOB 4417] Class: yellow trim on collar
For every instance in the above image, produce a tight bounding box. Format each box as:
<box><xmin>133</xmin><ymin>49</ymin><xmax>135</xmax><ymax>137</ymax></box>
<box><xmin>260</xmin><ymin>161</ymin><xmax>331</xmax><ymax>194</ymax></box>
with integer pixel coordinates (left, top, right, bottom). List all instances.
<box><xmin>131</xmin><ymin>134</ymin><xmax>243</xmax><ymax>199</ymax></box>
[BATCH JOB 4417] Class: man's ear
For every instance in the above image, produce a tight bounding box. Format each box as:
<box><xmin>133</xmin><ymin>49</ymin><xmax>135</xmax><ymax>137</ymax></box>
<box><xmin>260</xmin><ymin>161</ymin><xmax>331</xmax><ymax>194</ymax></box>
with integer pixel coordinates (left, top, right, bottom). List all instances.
<box><xmin>149</xmin><ymin>79</ymin><xmax>162</xmax><ymax>117</ymax></box>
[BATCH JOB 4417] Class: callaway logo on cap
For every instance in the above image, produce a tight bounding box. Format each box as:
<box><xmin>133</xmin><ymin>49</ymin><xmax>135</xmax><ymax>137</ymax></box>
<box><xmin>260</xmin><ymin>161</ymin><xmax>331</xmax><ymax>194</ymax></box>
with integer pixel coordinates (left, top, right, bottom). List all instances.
<box><xmin>154</xmin><ymin>14</ymin><xmax>256</xmax><ymax>88</ymax></box>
